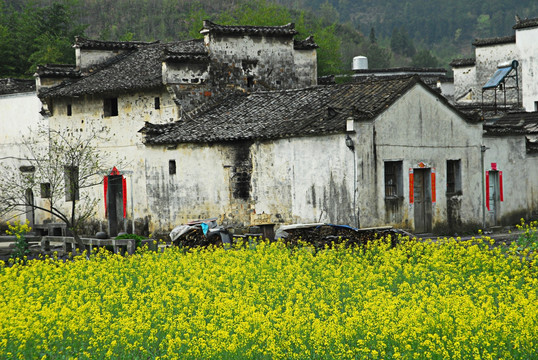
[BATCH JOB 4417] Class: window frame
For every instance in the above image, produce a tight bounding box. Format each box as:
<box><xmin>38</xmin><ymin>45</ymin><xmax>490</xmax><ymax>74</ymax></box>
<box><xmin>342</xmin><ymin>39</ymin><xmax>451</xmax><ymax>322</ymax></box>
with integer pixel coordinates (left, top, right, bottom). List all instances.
<box><xmin>446</xmin><ymin>159</ymin><xmax>462</xmax><ymax>195</ymax></box>
<box><xmin>384</xmin><ymin>160</ymin><xmax>403</xmax><ymax>199</ymax></box>
<box><xmin>169</xmin><ymin>160</ymin><xmax>176</xmax><ymax>175</ymax></box>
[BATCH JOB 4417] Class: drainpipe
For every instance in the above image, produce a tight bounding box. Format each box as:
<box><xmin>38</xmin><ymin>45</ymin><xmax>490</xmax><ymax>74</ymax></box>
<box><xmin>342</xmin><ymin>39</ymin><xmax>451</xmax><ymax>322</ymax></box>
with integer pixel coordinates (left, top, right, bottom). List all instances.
<box><xmin>481</xmin><ymin>145</ymin><xmax>489</xmax><ymax>229</ymax></box>
<box><xmin>346</xmin><ymin>134</ymin><xmax>358</xmax><ymax>228</ymax></box>
<box><xmin>346</xmin><ymin>116</ymin><xmax>360</xmax><ymax>228</ymax></box>
<box><xmin>130</xmin><ymin>175</ymin><xmax>135</xmax><ymax>234</ymax></box>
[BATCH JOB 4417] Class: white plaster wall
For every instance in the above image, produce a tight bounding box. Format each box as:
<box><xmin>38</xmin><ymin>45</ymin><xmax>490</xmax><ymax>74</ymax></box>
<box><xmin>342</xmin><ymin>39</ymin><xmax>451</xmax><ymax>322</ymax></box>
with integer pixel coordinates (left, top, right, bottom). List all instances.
<box><xmin>143</xmin><ymin>144</ymin><xmax>231</xmax><ymax>231</ymax></box>
<box><xmin>162</xmin><ymin>62</ymin><xmax>209</xmax><ymax>85</ymax></box>
<box><xmin>439</xmin><ymin>81</ymin><xmax>454</xmax><ymax>99</ymax></box>
<box><xmin>207</xmin><ymin>34</ymin><xmax>293</xmax><ymax>63</ymax></box>
<box><xmin>46</xmin><ymin>90</ymin><xmax>177</xmax><ymax>226</ymax></box>
<box><xmin>206</xmin><ymin>34</ymin><xmax>303</xmax><ymax>89</ymax></box>
<box><xmin>483</xmin><ymin>135</ymin><xmax>537</xmax><ymax>225</ymax></box>
<box><xmin>453</xmin><ymin>66</ymin><xmax>476</xmax><ymax>103</ymax></box>
<box><xmin>253</xmin><ymin>135</ymin><xmax>357</xmax><ymax>226</ymax></box>
<box><xmin>475</xmin><ymin>43</ymin><xmax>520</xmax><ymax>104</ymax></box>
<box><xmin>293</xmin><ymin>49</ymin><xmax>317</xmax><ymax>87</ymax></box>
<box><xmin>515</xmin><ymin>27</ymin><xmax>538</xmax><ymax>110</ymax></box>
<box><xmin>142</xmin><ymin>135</ymin><xmax>358</xmax><ymax>231</ymax></box>
<box><xmin>0</xmin><ymin>92</ymin><xmax>50</xmax><ymax>224</ymax></box>
<box><xmin>373</xmin><ymin>85</ymin><xmax>483</xmax><ymax>231</ymax></box>
<box><xmin>77</xmin><ymin>48</ymin><xmax>127</xmax><ymax>69</ymax></box>
<box><xmin>0</xmin><ymin>92</ymin><xmax>43</xmax><ymax>159</ymax></box>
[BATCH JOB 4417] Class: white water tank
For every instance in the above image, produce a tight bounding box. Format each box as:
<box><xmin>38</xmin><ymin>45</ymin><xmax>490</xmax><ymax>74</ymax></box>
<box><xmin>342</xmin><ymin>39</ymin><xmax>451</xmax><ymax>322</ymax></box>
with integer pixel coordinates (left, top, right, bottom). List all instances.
<box><xmin>352</xmin><ymin>56</ymin><xmax>368</xmax><ymax>70</ymax></box>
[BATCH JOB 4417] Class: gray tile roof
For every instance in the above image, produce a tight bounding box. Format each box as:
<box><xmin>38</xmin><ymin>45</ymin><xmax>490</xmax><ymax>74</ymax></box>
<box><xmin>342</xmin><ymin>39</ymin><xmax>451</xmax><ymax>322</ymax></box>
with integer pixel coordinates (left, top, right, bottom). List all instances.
<box><xmin>39</xmin><ymin>40</ymin><xmax>207</xmax><ymax>99</ymax></box>
<box><xmin>294</xmin><ymin>36</ymin><xmax>318</xmax><ymax>50</ymax></box>
<box><xmin>141</xmin><ymin>76</ymin><xmax>465</xmax><ymax>145</ymax></box>
<box><xmin>164</xmin><ymin>40</ymin><xmax>209</xmax><ymax>63</ymax></box>
<box><xmin>450</xmin><ymin>58</ymin><xmax>476</xmax><ymax>68</ymax></box>
<box><xmin>472</xmin><ymin>35</ymin><xmax>515</xmax><ymax>47</ymax></box>
<box><xmin>513</xmin><ymin>17</ymin><xmax>538</xmax><ymax>30</ymax></box>
<box><xmin>202</xmin><ymin>20</ymin><xmax>298</xmax><ymax>37</ymax></box>
<box><xmin>0</xmin><ymin>78</ymin><xmax>36</xmax><ymax>95</ymax></box>
<box><xmin>352</xmin><ymin>67</ymin><xmax>446</xmax><ymax>74</ymax></box>
<box><xmin>74</xmin><ymin>36</ymin><xmax>158</xmax><ymax>50</ymax></box>
<box><xmin>36</xmin><ymin>64</ymin><xmax>80</xmax><ymax>78</ymax></box>
<box><xmin>484</xmin><ymin>111</ymin><xmax>538</xmax><ymax>136</ymax></box>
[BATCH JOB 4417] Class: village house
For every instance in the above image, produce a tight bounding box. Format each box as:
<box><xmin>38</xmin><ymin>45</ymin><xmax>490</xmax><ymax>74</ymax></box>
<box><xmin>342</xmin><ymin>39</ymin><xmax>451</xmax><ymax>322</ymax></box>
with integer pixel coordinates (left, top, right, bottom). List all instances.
<box><xmin>1</xmin><ymin>20</ymin><xmax>511</xmax><ymax>236</ymax></box>
<box><xmin>140</xmin><ymin>76</ymin><xmax>483</xmax><ymax>233</ymax></box>
<box><xmin>451</xmin><ymin>16</ymin><xmax>538</xmax><ymax>226</ymax></box>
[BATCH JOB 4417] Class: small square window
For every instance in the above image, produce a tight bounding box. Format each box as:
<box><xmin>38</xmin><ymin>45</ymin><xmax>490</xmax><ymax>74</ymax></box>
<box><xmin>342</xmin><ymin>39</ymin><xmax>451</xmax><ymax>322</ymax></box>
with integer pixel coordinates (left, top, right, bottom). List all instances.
<box><xmin>169</xmin><ymin>160</ymin><xmax>176</xmax><ymax>175</ymax></box>
<box><xmin>155</xmin><ymin>97</ymin><xmax>160</xmax><ymax>110</ymax></box>
<box><xmin>104</xmin><ymin>97</ymin><xmax>118</xmax><ymax>117</ymax></box>
<box><xmin>67</xmin><ymin>104</ymin><xmax>72</xmax><ymax>116</ymax></box>
<box><xmin>40</xmin><ymin>183</ymin><xmax>51</xmax><ymax>198</ymax></box>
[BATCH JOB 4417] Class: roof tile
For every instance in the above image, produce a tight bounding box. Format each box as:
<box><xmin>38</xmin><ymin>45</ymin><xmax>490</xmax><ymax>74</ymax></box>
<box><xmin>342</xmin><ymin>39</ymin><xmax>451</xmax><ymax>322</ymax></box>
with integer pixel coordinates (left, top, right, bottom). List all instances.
<box><xmin>141</xmin><ymin>77</ymin><xmax>448</xmax><ymax>145</ymax></box>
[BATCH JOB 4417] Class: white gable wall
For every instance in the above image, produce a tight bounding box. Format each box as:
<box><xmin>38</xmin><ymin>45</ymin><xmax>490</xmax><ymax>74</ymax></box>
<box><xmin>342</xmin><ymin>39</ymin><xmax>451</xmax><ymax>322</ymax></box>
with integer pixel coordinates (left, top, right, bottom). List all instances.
<box><xmin>0</xmin><ymin>91</ymin><xmax>49</xmax><ymax>224</ymax></box>
<box><xmin>453</xmin><ymin>65</ymin><xmax>476</xmax><ymax>102</ymax></box>
<box><xmin>515</xmin><ymin>26</ymin><xmax>538</xmax><ymax>111</ymax></box>
<box><xmin>45</xmin><ymin>90</ymin><xmax>177</xmax><ymax>230</ymax></box>
<box><xmin>475</xmin><ymin>42</ymin><xmax>520</xmax><ymax>104</ymax></box>
<box><xmin>373</xmin><ymin>85</ymin><xmax>483</xmax><ymax>232</ymax></box>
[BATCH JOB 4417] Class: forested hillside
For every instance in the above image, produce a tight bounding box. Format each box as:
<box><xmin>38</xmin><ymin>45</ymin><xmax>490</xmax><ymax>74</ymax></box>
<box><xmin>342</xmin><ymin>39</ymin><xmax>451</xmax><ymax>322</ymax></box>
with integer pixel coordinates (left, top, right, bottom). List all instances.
<box><xmin>1</xmin><ymin>0</ymin><xmax>537</xmax><ymax>79</ymax></box>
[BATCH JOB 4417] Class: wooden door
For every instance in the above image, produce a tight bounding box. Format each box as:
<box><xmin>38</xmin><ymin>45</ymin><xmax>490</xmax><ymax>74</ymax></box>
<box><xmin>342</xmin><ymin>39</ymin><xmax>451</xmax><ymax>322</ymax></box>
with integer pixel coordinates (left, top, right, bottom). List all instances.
<box><xmin>413</xmin><ymin>168</ymin><xmax>432</xmax><ymax>233</ymax></box>
<box><xmin>488</xmin><ymin>171</ymin><xmax>501</xmax><ymax>225</ymax></box>
<box><xmin>107</xmin><ymin>175</ymin><xmax>124</xmax><ymax>236</ymax></box>
<box><xmin>25</xmin><ymin>189</ymin><xmax>35</xmax><ymax>228</ymax></box>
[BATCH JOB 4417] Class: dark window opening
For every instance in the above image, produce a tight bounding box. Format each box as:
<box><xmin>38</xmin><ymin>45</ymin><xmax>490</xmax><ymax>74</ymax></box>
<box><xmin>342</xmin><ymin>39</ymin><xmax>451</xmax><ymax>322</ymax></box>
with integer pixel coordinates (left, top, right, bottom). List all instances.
<box><xmin>154</xmin><ymin>97</ymin><xmax>160</xmax><ymax>110</ymax></box>
<box><xmin>40</xmin><ymin>183</ymin><xmax>51</xmax><ymax>198</ymax></box>
<box><xmin>169</xmin><ymin>160</ymin><xmax>176</xmax><ymax>175</ymax></box>
<box><xmin>446</xmin><ymin>159</ymin><xmax>462</xmax><ymax>195</ymax></box>
<box><xmin>104</xmin><ymin>97</ymin><xmax>118</xmax><ymax>117</ymax></box>
<box><xmin>247</xmin><ymin>75</ymin><xmax>254</xmax><ymax>88</ymax></box>
<box><xmin>384</xmin><ymin>161</ymin><xmax>403</xmax><ymax>198</ymax></box>
<box><xmin>64</xmin><ymin>166</ymin><xmax>79</xmax><ymax>201</ymax></box>
<box><xmin>67</xmin><ymin>104</ymin><xmax>72</xmax><ymax>116</ymax></box>
<box><xmin>19</xmin><ymin>165</ymin><xmax>35</xmax><ymax>173</ymax></box>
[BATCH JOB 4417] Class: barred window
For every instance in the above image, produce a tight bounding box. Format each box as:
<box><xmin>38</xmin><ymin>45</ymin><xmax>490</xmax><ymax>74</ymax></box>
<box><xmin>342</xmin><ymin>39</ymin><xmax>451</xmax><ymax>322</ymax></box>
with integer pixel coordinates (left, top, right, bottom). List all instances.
<box><xmin>384</xmin><ymin>161</ymin><xmax>403</xmax><ymax>198</ymax></box>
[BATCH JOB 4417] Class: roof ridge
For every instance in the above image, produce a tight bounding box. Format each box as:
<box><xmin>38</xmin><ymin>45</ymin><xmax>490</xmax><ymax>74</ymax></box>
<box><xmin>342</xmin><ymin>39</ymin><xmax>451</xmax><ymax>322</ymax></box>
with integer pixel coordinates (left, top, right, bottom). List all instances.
<box><xmin>201</xmin><ymin>20</ymin><xmax>298</xmax><ymax>37</ymax></box>
<box><xmin>74</xmin><ymin>36</ymin><xmax>159</xmax><ymax>49</ymax></box>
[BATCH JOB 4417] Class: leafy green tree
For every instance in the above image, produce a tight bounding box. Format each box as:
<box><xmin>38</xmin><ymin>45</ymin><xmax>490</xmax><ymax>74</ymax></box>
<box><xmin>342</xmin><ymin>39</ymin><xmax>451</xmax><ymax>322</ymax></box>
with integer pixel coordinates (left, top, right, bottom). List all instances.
<box><xmin>411</xmin><ymin>49</ymin><xmax>439</xmax><ymax>68</ymax></box>
<box><xmin>0</xmin><ymin>1</ymin><xmax>85</xmax><ymax>77</ymax></box>
<box><xmin>366</xmin><ymin>43</ymin><xmax>391</xmax><ymax>69</ymax></box>
<box><xmin>369</xmin><ymin>27</ymin><xmax>376</xmax><ymax>44</ymax></box>
<box><xmin>390</xmin><ymin>27</ymin><xmax>415</xmax><ymax>57</ymax></box>
<box><xmin>319</xmin><ymin>0</ymin><xmax>339</xmax><ymax>24</ymax></box>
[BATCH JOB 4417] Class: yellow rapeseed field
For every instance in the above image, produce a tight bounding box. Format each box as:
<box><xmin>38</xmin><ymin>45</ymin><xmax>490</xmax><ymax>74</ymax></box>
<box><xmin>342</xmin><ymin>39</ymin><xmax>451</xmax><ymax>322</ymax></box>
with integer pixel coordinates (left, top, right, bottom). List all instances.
<box><xmin>0</xmin><ymin>235</ymin><xmax>537</xmax><ymax>359</ymax></box>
